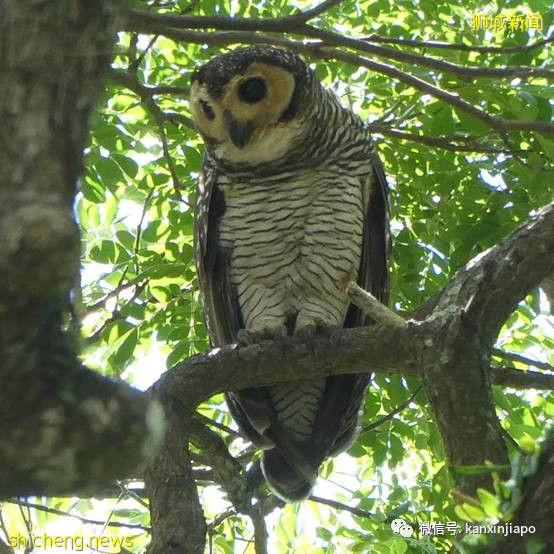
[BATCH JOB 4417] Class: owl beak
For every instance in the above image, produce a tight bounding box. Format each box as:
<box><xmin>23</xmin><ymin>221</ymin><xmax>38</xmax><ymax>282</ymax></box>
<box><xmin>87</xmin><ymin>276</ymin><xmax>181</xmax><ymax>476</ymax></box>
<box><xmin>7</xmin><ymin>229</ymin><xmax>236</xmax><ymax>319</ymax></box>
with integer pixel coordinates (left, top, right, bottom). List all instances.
<box><xmin>223</xmin><ymin>110</ymin><xmax>253</xmax><ymax>148</ymax></box>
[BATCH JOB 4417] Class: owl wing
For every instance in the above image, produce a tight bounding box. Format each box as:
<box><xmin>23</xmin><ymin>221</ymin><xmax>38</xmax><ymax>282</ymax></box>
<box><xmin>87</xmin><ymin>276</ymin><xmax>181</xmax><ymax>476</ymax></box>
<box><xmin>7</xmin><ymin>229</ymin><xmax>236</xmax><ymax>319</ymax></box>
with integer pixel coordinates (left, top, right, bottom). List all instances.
<box><xmin>311</xmin><ymin>149</ymin><xmax>390</xmax><ymax>458</ymax></box>
<box><xmin>195</xmin><ymin>161</ymin><xmax>272</xmax><ymax>447</ymax></box>
<box><xmin>195</xmin><ymin>161</ymin><xmax>242</xmax><ymax>347</ymax></box>
<box><xmin>354</xmin><ymin>149</ymin><xmax>391</xmax><ymax>313</ymax></box>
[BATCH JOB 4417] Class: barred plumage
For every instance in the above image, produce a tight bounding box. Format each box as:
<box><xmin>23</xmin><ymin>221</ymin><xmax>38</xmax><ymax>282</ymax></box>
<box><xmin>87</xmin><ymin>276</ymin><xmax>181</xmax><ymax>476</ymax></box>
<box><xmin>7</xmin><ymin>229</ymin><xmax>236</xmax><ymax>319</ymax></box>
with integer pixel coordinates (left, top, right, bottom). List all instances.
<box><xmin>191</xmin><ymin>46</ymin><xmax>390</xmax><ymax>501</ymax></box>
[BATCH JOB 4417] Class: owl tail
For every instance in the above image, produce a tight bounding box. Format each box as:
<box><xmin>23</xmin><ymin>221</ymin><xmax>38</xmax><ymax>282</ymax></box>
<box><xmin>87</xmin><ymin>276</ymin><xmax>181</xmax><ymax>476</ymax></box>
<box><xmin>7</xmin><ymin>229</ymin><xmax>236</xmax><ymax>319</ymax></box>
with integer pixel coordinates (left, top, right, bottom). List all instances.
<box><xmin>261</xmin><ymin>446</ymin><xmax>319</xmax><ymax>501</ymax></box>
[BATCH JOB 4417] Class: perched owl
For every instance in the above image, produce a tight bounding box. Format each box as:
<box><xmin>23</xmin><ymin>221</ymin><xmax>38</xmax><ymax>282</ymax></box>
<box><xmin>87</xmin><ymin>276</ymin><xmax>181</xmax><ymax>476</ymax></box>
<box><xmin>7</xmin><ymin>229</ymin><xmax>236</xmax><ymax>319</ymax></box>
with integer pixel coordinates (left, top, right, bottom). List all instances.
<box><xmin>190</xmin><ymin>46</ymin><xmax>390</xmax><ymax>501</ymax></box>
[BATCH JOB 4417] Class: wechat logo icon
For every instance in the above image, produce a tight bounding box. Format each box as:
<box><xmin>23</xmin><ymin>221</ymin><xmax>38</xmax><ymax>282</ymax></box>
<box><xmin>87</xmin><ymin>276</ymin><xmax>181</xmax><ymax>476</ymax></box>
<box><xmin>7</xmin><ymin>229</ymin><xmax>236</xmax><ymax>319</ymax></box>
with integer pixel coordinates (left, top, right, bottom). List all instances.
<box><xmin>390</xmin><ymin>518</ymin><xmax>414</xmax><ymax>538</ymax></box>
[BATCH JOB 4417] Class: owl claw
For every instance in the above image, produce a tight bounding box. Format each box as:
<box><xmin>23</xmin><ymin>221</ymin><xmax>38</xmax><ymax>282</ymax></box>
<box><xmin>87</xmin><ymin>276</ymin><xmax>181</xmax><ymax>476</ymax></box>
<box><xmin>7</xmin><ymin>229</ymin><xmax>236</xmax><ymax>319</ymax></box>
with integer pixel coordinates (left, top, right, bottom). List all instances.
<box><xmin>237</xmin><ymin>325</ymin><xmax>287</xmax><ymax>346</ymax></box>
<box><xmin>298</xmin><ymin>323</ymin><xmax>317</xmax><ymax>353</ymax></box>
<box><xmin>295</xmin><ymin>320</ymin><xmax>340</xmax><ymax>353</ymax></box>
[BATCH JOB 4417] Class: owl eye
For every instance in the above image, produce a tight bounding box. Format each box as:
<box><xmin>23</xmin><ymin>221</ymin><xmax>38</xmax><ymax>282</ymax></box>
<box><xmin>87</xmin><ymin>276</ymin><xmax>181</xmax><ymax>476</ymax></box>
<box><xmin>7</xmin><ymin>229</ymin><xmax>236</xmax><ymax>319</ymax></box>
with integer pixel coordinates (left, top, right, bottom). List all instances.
<box><xmin>238</xmin><ymin>77</ymin><xmax>267</xmax><ymax>104</ymax></box>
<box><xmin>199</xmin><ymin>100</ymin><xmax>215</xmax><ymax>121</ymax></box>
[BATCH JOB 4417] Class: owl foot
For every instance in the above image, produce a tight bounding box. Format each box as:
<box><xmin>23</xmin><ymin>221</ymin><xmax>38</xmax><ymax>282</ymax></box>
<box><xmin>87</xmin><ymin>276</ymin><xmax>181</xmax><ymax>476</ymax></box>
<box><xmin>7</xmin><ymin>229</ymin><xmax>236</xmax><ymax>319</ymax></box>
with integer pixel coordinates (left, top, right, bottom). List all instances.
<box><xmin>296</xmin><ymin>321</ymin><xmax>340</xmax><ymax>354</ymax></box>
<box><xmin>237</xmin><ymin>325</ymin><xmax>288</xmax><ymax>346</ymax></box>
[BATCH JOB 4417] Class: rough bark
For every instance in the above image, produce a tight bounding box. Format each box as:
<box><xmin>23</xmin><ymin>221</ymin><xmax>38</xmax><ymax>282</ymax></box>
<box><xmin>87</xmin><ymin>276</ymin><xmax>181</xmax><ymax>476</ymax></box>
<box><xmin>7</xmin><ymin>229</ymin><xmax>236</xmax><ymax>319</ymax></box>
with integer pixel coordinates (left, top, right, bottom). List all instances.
<box><xmin>418</xmin><ymin>202</ymin><xmax>554</xmax><ymax>492</ymax></box>
<box><xmin>0</xmin><ymin>0</ymin><xmax>157</xmax><ymax>498</ymax></box>
<box><xmin>145</xmin><ymin>399</ymin><xmax>206</xmax><ymax>554</ymax></box>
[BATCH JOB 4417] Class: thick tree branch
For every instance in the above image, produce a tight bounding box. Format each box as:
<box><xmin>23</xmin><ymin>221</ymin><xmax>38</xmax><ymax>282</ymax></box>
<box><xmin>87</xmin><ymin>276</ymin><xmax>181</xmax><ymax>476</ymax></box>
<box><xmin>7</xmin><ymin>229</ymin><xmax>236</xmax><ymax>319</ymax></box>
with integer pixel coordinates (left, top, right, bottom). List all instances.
<box><xmin>417</xmin><ymin>202</ymin><xmax>554</xmax><ymax>491</ymax></box>
<box><xmin>0</xmin><ymin>0</ymin><xmax>159</xmax><ymax>501</ymax></box>
<box><xmin>490</xmin><ymin>367</ymin><xmax>554</xmax><ymax>390</ymax></box>
<box><xmin>144</xmin><ymin>404</ymin><xmax>205</xmax><ymax>554</ymax></box>
<box><xmin>189</xmin><ymin>417</ymin><xmax>252</xmax><ymax>511</ymax></box>
<box><xmin>152</xmin><ymin>205</ymin><xmax>554</xmax><ymax>408</ymax></box>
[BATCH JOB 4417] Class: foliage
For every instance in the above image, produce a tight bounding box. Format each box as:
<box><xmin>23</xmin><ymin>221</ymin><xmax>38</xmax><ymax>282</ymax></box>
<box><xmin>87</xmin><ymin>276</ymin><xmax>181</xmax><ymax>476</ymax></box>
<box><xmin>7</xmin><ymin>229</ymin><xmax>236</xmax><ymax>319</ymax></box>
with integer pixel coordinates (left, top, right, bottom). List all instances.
<box><xmin>1</xmin><ymin>0</ymin><xmax>553</xmax><ymax>553</ymax></box>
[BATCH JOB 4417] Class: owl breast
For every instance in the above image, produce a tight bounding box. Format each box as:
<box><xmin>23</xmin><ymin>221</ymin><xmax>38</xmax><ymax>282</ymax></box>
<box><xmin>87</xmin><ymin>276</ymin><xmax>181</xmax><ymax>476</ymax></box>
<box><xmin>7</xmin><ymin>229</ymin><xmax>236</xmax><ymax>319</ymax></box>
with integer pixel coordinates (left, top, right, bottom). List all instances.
<box><xmin>219</xmin><ymin>168</ymin><xmax>366</xmax><ymax>337</ymax></box>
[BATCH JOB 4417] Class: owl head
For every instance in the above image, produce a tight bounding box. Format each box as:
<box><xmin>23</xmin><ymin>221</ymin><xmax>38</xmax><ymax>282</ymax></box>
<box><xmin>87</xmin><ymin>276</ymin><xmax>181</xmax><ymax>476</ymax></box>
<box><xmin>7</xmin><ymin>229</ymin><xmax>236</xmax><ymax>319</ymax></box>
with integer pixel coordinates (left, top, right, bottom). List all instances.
<box><xmin>190</xmin><ymin>46</ymin><xmax>313</xmax><ymax>165</ymax></box>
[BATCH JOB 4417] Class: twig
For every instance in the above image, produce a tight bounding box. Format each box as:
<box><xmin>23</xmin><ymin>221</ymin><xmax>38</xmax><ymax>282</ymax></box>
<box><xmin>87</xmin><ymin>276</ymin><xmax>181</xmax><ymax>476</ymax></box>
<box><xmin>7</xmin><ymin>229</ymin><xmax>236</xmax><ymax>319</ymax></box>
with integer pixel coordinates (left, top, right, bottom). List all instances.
<box><xmin>208</xmin><ymin>508</ymin><xmax>236</xmax><ymax>530</ymax></box>
<box><xmin>250</xmin><ymin>504</ymin><xmax>268</xmax><ymax>554</ymax></box>
<box><xmin>292</xmin><ymin>0</ymin><xmax>345</xmax><ymax>22</ymax></box>
<box><xmin>5</xmin><ymin>499</ymin><xmax>150</xmax><ymax>532</ymax></box>
<box><xmin>107</xmin><ymin>70</ymin><xmax>194</xmax><ymax>127</ymax></box>
<box><xmin>363</xmin><ymin>33</ymin><xmax>554</xmax><ymax>54</ymax></box>
<box><xmin>362</xmin><ymin>386</ymin><xmax>422</xmax><ymax>433</ymax></box>
<box><xmin>195</xmin><ymin>412</ymin><xmax>241</xmax><ymax>438</ymax></box>
<box><xmin>109</xmin><ymin>69</ymin><xmax>191</xmax><ymax>101</ymax></box>
<box><xmin>129</xmin><ymin>34</ymin><xmax>159</xmax><ymax>72</ymax></box>
<box><xmin>17</xmin><ymin>502</ymin><xmax>33</xmax><ymax>548</ymax></box>
<box><xmin>117</xmin><ymin>481</ymin><xmax>150</xmax><ymax>508</ymax></box>
<box><xmin>95</xmin><ymin>488</ymin><xmax>127</xmax><ymax>541</ymax></box>
<box><xmin>369</xmin><ymin>125</ymin><xmax>509</xmax><ymax>154</ymax></box>
<box><xmin>347</xmin><ymin>282</ymin><xmax>408</xmax><ymax>329</ymax></box>
<box><xmin>372</xmin><ymin>97</ymin><xmax>406</xmax><ymax>124</ymax></box>
<box><xmin>312</xmin><ymin>47</ymin><xmax>554</xmax><ymax>135</ymax></box>
<box><xmin>85</xmin><ymin>280</ymin><xmax>147</xmax><ymax>345</ymax></box>
<box><xmin>492</xmin><ymin>348</ymin><xmax>553</xmax><ymax>372</ymax></box>
<box><xmin>134</xmin><ymin>187</ymin><xmax>155</xmax><ymax>257</ymax></box>
<box><xmin>147</xmin><ymin>84</ymin><xmax>191</xmax><ymax>96</ymax></box>
<box><xmin>309</xmin><ymin>495</ymin><xmax>373</xmax><ymax>519</ymax></box>
<box><xmin>108</xmin><ymin>71</ymin><xmax>191</xmax><ymax>198</ymax></box>
<box><xmin>82</xmin><ymin>280</ymin><xmax>137</xmax><ymax>317</ymax></box>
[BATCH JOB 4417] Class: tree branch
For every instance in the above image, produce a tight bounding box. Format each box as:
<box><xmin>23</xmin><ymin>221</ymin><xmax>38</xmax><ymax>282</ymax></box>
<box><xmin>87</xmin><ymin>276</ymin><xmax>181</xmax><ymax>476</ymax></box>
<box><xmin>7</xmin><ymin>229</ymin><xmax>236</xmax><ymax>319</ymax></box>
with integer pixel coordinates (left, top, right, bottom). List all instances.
<box><xmin>309</xmin><ymin>495</ymin><xmax>373</xmax><ymax>519</ymax></box>
<box><xmin>303</xmin><ymin>24</ymin><xmax>554</xmax><ymax>81</ymax></box>
<box><xmin>490</xmin><ymin>366</ymin><xmax>554</xmax><ymax>390</ymax></box>
<box><xmin>0</xmin><ymin>0</ymin><xmax>160</xmax><ymax>501</ymax></box>
<box><xmin>151</xmin><ymin>204</ymin><xmax>554</xmax><ymax>409</ymax></box>
<box><xmin>291</xmin><ymin>0</ymin><xmax>345</xmax><ymax>22</ymax></box>
<box><xmin>189</xmin><ymin>417</ymin><xmax>252</xmax><ymax>511</ymax></box>
<box><xmin>116</xmin><ymin>25</ymin><xmax>554</xmax><ymax>136</ymax></box>
<box><xmin>492</xmin><ymin>348</ymin><xmax>553</xmax><ymax>372</ymax></box>
<box><xmin>122</xmin><ymin>10</ymin><xmax>554</xmax><ymax>81</ymax></box>
<box><xmin>149</xmin><ymin>202</ymin><xmax>554</xmax><ymax>499</ymax></box>
<box><xmin>362</xmin><ymin>33</ymin><xmax>554</xmax><ymax>54</ymax></box>
<box><xmin>5</xmin><ymin>499</ymin><xmax>150</xmax><ymax>532</ymax></box>
<box><xmin>144</xmin><ymin>406</ymin><xmax>206</xmax><ymax>554</ymax></box>
<box><xmin>368</xmin><ymin>124</ymin><xmax>512</xmax><ymax>154</ymax></box>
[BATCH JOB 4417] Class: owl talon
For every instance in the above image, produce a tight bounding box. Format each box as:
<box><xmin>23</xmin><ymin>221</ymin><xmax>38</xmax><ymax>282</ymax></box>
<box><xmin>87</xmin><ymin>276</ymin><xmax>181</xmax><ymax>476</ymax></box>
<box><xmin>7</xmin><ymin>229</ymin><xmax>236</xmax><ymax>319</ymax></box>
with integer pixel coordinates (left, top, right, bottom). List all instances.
<box><xmin>328</xmin><ymin>327</ymin><xmax>344</xmax><ymax>349</ymax></box>
<box><xmin>237</xmin><ymin>329</ymin><xmax>255</xmax><ymax>346</ymax></box>
<box><xmin>237</xmin><ymin>326</ymin><xmax>287</xmax><ymax>346</ymax></box>
<box><xmin>299</xmin><ymin>323</ymin><xmax>317</xmax><ymax>353</ymax></box>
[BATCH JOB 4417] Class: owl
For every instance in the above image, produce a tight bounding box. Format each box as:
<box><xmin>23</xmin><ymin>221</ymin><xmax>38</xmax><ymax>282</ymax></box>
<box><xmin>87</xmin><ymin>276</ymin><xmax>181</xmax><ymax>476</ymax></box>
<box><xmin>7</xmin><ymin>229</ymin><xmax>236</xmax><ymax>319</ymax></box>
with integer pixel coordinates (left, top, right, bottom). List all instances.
<box><xmin>190</xmin><ymin>46</ymin><xmax>389</xmax><ymax>501</ymax></box>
